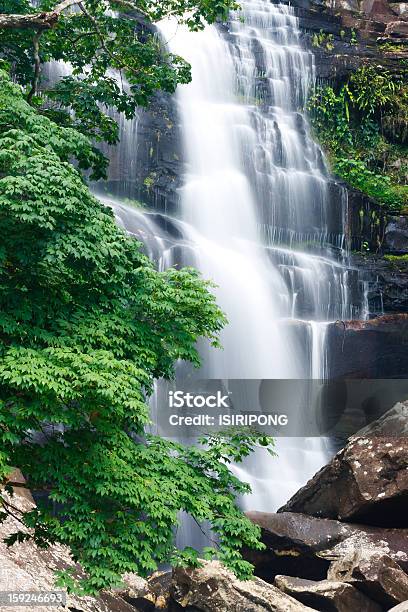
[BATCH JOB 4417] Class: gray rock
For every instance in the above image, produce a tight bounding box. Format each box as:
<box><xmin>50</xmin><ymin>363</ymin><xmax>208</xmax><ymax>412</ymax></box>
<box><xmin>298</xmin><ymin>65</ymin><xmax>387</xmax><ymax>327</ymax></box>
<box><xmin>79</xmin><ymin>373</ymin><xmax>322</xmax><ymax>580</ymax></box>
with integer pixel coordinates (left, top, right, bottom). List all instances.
<box><xmin>170</xmin><ymin>560</ymin><xmax>316</xmax><ymax>611</ymax></box>
<box><xmin>356</xmin><ymin>401</ymin><xmax>408</xmax><ymax>437</ymax></box>
<box><xmin>274</xmin><ymin>575</ymin><xmax>382</xmax><ymax>612</ymax></box>
<box><xmin>386</xmin><ymin>20</ymin><xmax>408</xmax><ymax>37</ymax></box>
<box><xmin>328</xmin><ymin>549</ymin><xmax>408</xmax><ymax>608</ymax></box>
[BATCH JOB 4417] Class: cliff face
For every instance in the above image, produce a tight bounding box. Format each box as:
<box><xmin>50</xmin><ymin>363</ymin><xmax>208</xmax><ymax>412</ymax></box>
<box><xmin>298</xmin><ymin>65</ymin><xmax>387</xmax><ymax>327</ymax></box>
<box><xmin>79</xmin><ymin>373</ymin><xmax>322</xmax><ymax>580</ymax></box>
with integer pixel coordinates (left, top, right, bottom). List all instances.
<box><xmin>294</xmin><ymin>0</ymin><xmax>408</xmax><ymax>80</ymax></box>
<box><xmin>289</xmin><ymin>0</ymin><xmax>408</xmax><ymax>326</ymax></box>
<box><xmin>102</xmin><ymin>1</ymin><xmax>408</xmax><ymax>331</ymax></box>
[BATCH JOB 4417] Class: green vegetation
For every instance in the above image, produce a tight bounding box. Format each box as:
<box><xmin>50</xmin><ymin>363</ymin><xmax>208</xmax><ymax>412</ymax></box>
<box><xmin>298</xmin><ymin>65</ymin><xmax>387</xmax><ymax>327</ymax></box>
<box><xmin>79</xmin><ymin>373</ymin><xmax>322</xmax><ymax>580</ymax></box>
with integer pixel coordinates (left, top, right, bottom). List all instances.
<box><xmin>384</xmin><ymin>254</ymin><xmax>408</xmax><ymax>262</ymax></box>
<box><xmin>309</xmin><ymin>66</ymin><xmax>408</xmax><ymax>211</ymax></box>
<box><xmin>312</xmin><ymin>29</ymin><xmax>334</xmax><ymax>51</ymax></box>
<box><xmin>0</xmin><ymin>0</ymin><xmax>272</xmax><ymax>596</ymax></box>
<box><xmin>0</xmin><ymin>0</ymin><xmax>239</xmax><ymax>149</ymax></box>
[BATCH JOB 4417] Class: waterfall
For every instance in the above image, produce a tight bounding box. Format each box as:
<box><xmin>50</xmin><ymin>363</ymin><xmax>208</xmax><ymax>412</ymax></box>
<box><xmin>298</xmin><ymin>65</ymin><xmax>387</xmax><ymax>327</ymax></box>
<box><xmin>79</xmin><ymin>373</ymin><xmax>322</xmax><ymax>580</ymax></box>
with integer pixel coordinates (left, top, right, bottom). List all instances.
<box><xmin>93</xmin><ymin>1</ymin><xmax>365</xmax><ymax>511</ymax></box>
<box><xmin>157</xmin><ymin>1</ymin><xmax>358</xmax><ymax>383</ymax></box>
<box><xmin>153</xmin><ymin>0</ymin><xmax>362</xmax><ymax>509</ymax></box>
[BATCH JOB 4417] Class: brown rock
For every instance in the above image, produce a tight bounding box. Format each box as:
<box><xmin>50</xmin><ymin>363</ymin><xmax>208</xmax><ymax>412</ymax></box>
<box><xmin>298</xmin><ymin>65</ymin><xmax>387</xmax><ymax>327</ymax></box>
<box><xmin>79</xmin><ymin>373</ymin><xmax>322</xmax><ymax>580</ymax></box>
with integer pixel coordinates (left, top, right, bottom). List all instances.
<box><xmin>386</xmin><ymin>20</ymin><xmax>408</xmax><ymax>36</ymax></box>
<box><xmin>170</xmin><ymin>560</ymin><xmax>315</xmax><ymax>611</ymax></box>
<box><xmin>243</xmin><ymin>512</ymin><xmax>408</xmax><ymax>583</ymax></box>
<box><xmin>279</xmin><ymin>437</ymin><xmax>408</xmax><ymax>527</ymax></box>
<box><xmin>328</xmin><ymin>549</ymin><xmax>408</xmax><ymax>608</ymax></box>
<box><xmin>0</xmin><ymin>484</ymin><xmax>145</xmax><ymax>611</ymax></box>
<box><xmin>274</xmin><ymin>575</ymin><xmax>382</xmax><ymax>612</ymax></box>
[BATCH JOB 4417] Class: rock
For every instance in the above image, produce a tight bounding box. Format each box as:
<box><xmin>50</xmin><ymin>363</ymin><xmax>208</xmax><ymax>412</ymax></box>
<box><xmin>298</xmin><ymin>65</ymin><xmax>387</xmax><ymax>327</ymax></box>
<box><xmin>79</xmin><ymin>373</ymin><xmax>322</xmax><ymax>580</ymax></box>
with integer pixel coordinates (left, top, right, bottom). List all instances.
<box><xmin>356</xmin><ymin>401</ymin><xmax>408</xmax><ymax>436</ymax></box>
<box><xmin>328</xmin><ymin>549</ymin><xmax>408</xmax><ymax>608</ymax></box>
<box><xmin>170</xmin><ymin>560</ymin><xmax>316</xmax><ymax>611</ymax></box>
<box><xmin>349</xmin><ymin>253</ymin><xmax>408</xmax><ymax>316</ymax></box>
<box><xmin>279</xmin><ymin>436</ymin><xmax>408</xmax><ymax>527</ymax></box>
<box><xmin>147</xmin><ymin>571</ymin><xmax>172</xmax><ymax>609</ymax></box>
<box><xmin>326</xmin><ymin>314</ymin><xmax>408</xmax><ymax>378</ymax></box>
<box><xmin>347</xmin><ymin>189</ymin><xmax>387</xmax><ymax>253</ymax></box>
<box><xmin>0</xmin><ymin>476</ymin><xmax>144</xmax><ymax>612</ymax></box>
<box><xmin>385</xmin><ymin>216</ymin><xmax>408</xmax><ymax>254</ymax></box>
<box><xmin>243</xmin><ymin>511</ymin><xmax>408</xmax><ymax>583</ymax></box>
<box><xmin>274</xmin><ymin>575</ymin><xmax>382</xmax><ymax>612</ymax></box>
<box><xmin>386</xmin><ymin>20</ymin><xmax>408</xmax><ymax>37</ymax></box>
<box><xmin>388</xmin><ymin>603</ymin><xmax>408</xmax><ymax>612</ymax></box>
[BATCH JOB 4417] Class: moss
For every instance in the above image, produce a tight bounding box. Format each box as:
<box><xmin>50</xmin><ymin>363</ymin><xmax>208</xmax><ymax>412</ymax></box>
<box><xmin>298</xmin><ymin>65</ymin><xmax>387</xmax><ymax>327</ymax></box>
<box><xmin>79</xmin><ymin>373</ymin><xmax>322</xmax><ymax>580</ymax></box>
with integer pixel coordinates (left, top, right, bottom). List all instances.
<box><xmin>384</xmin><ymin>254</ymin><xmax>408</xmax><ymax>262</ymax></box>
<box><xmin>379</xmin><ymin>41</ymin><xmax>408</xmax><ymax>53</ymax></box>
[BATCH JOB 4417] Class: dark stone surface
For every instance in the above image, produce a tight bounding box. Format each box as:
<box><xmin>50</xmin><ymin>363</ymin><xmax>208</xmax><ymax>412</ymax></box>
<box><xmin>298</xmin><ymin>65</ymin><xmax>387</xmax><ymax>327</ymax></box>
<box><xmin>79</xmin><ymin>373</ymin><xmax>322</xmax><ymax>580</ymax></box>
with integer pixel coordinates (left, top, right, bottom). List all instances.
<box><xmin>243</xmin><ymin>511</ymin><xmax>408</xmax><ymax>583</ymax></box>
<box><xmin>96</xmin><ymin>89</ymin><xmax>184</xmax><ymax>215</ymax></box>
<box><xmin>346</xmin><ymin>189</ymin><xmax>387</xmax><ymax>253</ymax></box>
<box><xmin>279</xmin><ymin>436</ymin><xmax>408</xmax><ymax>527</ymax></box>
<box><xmin>349</xmin><ymin>253</ymin><xmax>408</xmax><ymax>315</ymax></box>
<box><xmin>326</xmin><ymin>314</ymin><xmax>408</xmax><ymax>378</ymax></box>
<box><xmin>385</xmin><ymin>216</ymin><xmax>408</xmax><ymax>254</ymax></box>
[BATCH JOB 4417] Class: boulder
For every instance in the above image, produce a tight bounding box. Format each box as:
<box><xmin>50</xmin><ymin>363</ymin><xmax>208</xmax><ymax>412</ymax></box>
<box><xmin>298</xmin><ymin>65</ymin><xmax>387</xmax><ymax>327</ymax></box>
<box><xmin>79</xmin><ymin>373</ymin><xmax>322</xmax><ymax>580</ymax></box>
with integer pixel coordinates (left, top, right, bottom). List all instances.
<box><xmin>0</xmin><ymin>473</ymin><xmax>145</xmax><ymax>612</ymax></box>
<box><xmin>386</xmin><ymin>20</ymin><xmax>408</xmax><ymax>37</ymax></box>
<box><xmin>243</xmin><ymin>511</ymin><xmax>408</xmax><ymax>583</ymax></box>
<box><xmin>170</xmin><ymin>560</ymin><xmax>315</xmax><ymax>611</ymax></box>
<box><xmin>279</xmin><ymin>436</ymin><xmax>408</xmax><ymax>527</ymax></box>
<box><xmin>328</xmin><ymin>549</ymin><xmax>408</xmax><ymax>608</ymax></box>
<box><xmin>356</xmin><ymin>401</ymin><xmax>408</xmax><ymax>437</ymax></box>
<box><xmin>274</xmin><ymin>575</ymin><xmax>382</xmax><ymax>612</ymax></box>
<box><xmin>385</xmin><ymin>216</ymin><xmax>408</xmax><ymax>254</ymax></box>
<box><xmin>388</xmin><ymin>603</ymin><xmax>408</xmax><ymax>612</ymax></box>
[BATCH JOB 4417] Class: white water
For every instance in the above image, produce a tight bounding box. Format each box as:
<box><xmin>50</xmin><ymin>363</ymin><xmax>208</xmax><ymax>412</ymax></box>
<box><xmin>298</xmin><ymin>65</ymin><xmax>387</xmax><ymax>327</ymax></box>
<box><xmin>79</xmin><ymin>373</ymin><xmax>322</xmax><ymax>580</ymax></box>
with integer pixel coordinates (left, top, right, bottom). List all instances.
<box><xmin>89</xmin><ymin>1</ymin><xmax>366</xmax><ymax>516</ymax></box>
<box><xmin>40</xmin><ymin>0</ymin><xmax>368</xmax><ymax>548</ymax></box>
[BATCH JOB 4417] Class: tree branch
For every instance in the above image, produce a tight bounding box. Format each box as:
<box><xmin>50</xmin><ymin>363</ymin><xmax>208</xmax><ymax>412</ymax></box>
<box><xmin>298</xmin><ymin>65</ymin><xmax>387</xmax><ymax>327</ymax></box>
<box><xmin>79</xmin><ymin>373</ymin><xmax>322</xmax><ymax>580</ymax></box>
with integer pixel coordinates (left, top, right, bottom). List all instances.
<box><xmin>27</xmin><ymin>30</ymin><xmax>43</xmax><ymax>104</ymax></box>
<box><xmin>0</xmin><ymin>0</ymin><xmax>82</xmax><ymax>30</ymax></box>
<box><xmin>0</xmin><ymin>0</ymin><xmax>149</xmax><ymax>30</ymax></box>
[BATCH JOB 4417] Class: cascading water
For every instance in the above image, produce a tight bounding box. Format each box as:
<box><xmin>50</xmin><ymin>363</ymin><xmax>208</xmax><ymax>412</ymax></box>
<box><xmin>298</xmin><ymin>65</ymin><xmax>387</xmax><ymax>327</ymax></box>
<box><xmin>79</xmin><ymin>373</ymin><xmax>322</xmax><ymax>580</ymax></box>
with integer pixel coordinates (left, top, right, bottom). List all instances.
<box><xmin>151</xmin><ymin>0</ymin><xmax>365</xmax><ymax>508</ymax></box>
<box><xmin>93</xmin><ymin>0</ymin><xmax>367</xmax><ymax>511</ymax></box>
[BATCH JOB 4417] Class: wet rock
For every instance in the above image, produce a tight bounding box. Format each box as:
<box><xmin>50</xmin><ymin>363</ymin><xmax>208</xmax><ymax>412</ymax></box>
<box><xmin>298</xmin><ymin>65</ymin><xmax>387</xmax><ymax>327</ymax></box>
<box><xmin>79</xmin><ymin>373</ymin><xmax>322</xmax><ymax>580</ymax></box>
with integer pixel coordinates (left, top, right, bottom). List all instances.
<box><xmin>385</xmin><ymin>216</ymin><xmax>408</xmax><ymax>254</ymax></box>
<box><xmin>326</xmin><ymin>314</ymin><xmax>408</xmax><ymax>378</ymax></box>
<box><xmin>279</xmin><ymin>436</ymin><xmax>408</xmax><ymax>527</ymax></box>
<box><xmin>349</xmin><ymin>253</ymin><xmax>408</xmax><ymax>315</ymax></box>
<box><xmin>243</xmin><ymin>511</ymin><xmax>408</xmax><ymax>583</ymax></box>
<box><xmin>346</xmin><ymin>188</ymin><xmax>387</xmax><ymax>253</ymax></box>
<box><xmin>274</xmin><ymin>575</ymin><xmax>382</xmax><ymax>611</ymax></box>
<box><xmin>328</xmin><ymin>549</ymin><xmax>408</xmax><ymax>608</ymax></box>
<box><xmin>170</xmin><ymin>560</ymin><xmax>315</xmax><ymax>611</ymax></box>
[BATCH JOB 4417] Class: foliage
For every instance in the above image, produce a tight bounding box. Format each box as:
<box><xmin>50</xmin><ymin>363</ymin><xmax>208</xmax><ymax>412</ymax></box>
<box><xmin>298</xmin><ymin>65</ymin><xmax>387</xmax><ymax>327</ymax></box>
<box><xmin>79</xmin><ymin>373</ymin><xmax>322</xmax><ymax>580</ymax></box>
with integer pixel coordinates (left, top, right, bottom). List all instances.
<box><xmin>309</xmin><ymin>66</ymin><xmax>408</xmax><ymax>211</ymax></box>
<box><xmin>311</xmin><ymin>29</ymin><xmax>334</xmax><ymax>51</ymax></box>
<box><xmin>0</xmin><ymin>70</ymin><xmax>273</xmax><ymax>593</ymax></box>
<box><xmin>0</xmin><ymin>0</ymin><xmax>239</xmax><ymax>148</ymax></box>
<box><xmin>384</xmin><ymin>253</ymin><xmax>408</xmax><ymax>262</ymax></box>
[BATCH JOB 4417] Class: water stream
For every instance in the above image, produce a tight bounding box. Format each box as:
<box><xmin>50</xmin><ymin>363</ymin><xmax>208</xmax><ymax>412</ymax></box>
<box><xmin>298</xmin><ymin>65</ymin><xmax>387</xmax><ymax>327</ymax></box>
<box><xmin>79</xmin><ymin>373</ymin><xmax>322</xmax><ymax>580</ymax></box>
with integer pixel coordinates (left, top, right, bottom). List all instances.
<box><xmin>97</xmin><ymin>1</ymin><xmax>366</xmax><ymax>513</ymax></box>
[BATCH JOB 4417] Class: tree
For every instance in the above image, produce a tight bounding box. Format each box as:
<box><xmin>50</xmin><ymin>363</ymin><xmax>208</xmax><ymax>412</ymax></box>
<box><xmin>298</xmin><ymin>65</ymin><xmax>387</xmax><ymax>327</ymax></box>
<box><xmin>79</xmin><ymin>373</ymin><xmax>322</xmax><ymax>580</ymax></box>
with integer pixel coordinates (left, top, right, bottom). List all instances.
<box><xmin>0</xmin><ymin>0</ymin><xmax>273</xmax><ymax>594</ymax></box>
<box><xmin>0</xmin><ymin>0</ymin><xmax>239</xmax><ymax>148</ymax></box>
